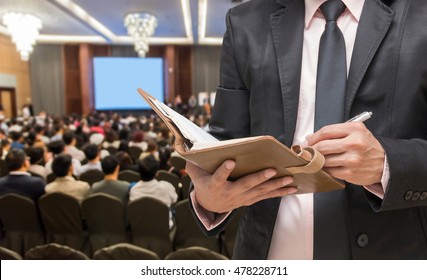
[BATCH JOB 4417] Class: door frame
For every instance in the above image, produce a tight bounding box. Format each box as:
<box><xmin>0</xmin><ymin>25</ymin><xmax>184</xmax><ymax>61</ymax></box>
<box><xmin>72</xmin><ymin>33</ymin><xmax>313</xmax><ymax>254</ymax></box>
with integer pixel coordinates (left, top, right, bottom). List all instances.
<box><xmin>0</xmin><ymin>87</ymin><xmax>17</xmax><ymax>118</ymax></box>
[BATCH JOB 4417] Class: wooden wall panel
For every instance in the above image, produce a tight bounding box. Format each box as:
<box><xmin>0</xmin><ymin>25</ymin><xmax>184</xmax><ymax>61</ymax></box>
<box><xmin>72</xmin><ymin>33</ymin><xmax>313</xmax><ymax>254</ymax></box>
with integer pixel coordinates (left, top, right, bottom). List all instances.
<box><xmin>0</xmin><ymin>34</ymin><xmax>31</xmax><ymax>116</ymax></box>
<box><xmin>63</xmin><ymin>45</ymin><xmax>82</xmax><ymax>115</ymax></box>
<box><xmin>175</xmin><ymin>46</ymin><xmax>192</xmax><ymax>103</ymax></box>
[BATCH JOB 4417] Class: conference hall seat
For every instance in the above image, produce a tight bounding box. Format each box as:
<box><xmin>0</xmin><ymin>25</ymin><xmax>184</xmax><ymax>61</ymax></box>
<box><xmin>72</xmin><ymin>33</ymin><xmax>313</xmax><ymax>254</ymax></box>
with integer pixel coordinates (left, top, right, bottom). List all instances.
<box><xmin>78</xmin><ymin>169</ymin><xmax>104</xmax><ymax>186</ymax></box>
<box><xmin>38</xmin><ymin>193</ymin><xmax>89</xmax><ymax>254</ymax></box>
<box><xmin>0</xmin><ymin>193</ymin><xmax>45</xmax><ymax>256</ymax></box>
<box><xmin>0</xmin><ymin>246</ymin><xmax>22</xmax><ymax>260</ymax></box>
<box><xmin>118</xmin><ymin>169</ymin><xmax>141</xmax><ymax>183</ymax></box>
<box><xmin>25</xmin><ymin>243</ymin><xmax>89</xmax><ymax>260</ymax></box>
<box><xmin>93</xmin><ymin>243</ymin><xmax>160</xmax><ymax>260</ymax></box>
<box><xmin>127</xmin><ymin>197</ymin><xmax>173</xmax><ymax>259</ymax></box>
<box><xmin>165</xmin><ymin>246</ymin><xmax>228</xmax><ymax>260</ymax></box>
<box><xmin>81</xmin><ymin>193</ymin><xmax>128</xmax><ymax>253</ymax></box>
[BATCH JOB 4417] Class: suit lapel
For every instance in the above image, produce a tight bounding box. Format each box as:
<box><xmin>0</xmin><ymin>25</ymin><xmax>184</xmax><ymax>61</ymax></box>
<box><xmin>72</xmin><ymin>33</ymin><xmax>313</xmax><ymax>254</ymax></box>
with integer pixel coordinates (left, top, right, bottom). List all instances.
<box><xmin>345</xmin><ymin>0</ymin><xmax>395</xmax><ymax>117</ymax></box>
<box><xmin>271</xmin><ymin>0</ymin><xmax>305</xmax><ymax>147</ymax></box>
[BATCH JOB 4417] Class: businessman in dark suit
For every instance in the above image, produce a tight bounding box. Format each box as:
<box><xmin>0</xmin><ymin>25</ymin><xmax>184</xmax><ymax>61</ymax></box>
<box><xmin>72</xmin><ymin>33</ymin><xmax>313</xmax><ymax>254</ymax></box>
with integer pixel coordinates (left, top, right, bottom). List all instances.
<box><xmin>0</xmin><ymin>148</ymin><xmax>45</xmax><ymax>201</ymax></box>
<box><xmin>187</xmin><ymin>0</ymin><xmax>427</xmax><ymax>259</ymax></box>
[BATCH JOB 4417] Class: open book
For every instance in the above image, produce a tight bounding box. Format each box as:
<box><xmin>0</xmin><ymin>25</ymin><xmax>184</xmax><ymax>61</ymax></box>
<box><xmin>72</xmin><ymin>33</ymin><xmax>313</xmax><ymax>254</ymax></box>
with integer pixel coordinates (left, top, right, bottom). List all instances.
<box><xmin>138</xmin><ymin>88</ymin><xmax>344</xmax><ymax>194</ymax></box>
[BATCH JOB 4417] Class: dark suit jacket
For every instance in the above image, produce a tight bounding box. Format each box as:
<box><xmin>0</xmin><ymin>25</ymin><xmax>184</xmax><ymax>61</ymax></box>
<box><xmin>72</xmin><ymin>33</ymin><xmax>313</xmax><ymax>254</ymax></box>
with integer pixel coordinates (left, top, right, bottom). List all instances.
<box><xmin>0</xmin><ymin>174</ymin><xmax>45</xmax><ymax>201</ymax></box>
<box><xmin>190</xmin><ymin>0</ymin><xmax>427</xmax><ymax>259</ymax></box>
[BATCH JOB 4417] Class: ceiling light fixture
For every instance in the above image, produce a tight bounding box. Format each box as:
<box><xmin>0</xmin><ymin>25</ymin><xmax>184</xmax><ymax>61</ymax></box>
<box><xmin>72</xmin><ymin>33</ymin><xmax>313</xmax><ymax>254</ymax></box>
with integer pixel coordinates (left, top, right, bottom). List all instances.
<box><xmin>2</xmin><ymin>12</ymin><xmax>42</xmax><ymax>61</ymax></box>
<box><xmin>124</xmin><ymin>12</ymin><xmax>157</xmax><ymax>58</ymax></box>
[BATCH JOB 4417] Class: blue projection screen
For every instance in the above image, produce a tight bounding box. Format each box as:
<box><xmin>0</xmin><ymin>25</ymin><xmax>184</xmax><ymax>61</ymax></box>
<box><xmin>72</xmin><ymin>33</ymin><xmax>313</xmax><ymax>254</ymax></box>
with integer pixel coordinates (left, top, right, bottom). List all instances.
<box><xmin>93</xmin><ymin>57</ymin><xmax>164</xmax><ymax>110</ymax></box>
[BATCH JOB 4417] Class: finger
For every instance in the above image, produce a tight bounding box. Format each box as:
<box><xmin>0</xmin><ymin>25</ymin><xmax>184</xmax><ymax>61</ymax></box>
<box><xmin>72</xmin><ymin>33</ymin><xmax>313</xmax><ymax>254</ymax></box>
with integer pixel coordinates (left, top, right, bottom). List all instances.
<box><xmin>185</xmin><ymin>161</ymin><xmax>210</xmax><ymax>177</ymax></box>
<box><xmin>211</xmin><ymin>160</ymin><xmax>236</xmax><ymax>184</ymax></box>
<box><xmin>312</xmin><ymin>138</ymin><xmax>348</xmax><ymax>156</ymax></box>
<box><xmin>307</xmin><ymin>123</ymin><xmax>362</xmax><ymax>145</ymax></box>
<box><xmin>243</xmin><ymin>176</ymin><xmax>294</xmax><ymax>198</ymax></box>
<box><xmin>234</xmin><ymin>168</ymin><xmax>278</xmax><ymax>192</ymax></box>
<box><xmin>323</xmin><ymin>152</ymin><xmax>364</xmax><ymax>168</ymax></box>
<box><xmin>243</xmin><ymin>185</ymin><xmax>298</xmax><ymax>206</ymax></box>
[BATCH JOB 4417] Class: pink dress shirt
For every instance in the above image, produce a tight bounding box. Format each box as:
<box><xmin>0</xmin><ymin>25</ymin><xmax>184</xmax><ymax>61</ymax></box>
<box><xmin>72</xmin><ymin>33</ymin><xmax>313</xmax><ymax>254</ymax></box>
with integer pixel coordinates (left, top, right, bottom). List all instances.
<box><xmin>192</xmin><ymin>0</ymin><xmax>389</xmax><ymax>259</ymax></box>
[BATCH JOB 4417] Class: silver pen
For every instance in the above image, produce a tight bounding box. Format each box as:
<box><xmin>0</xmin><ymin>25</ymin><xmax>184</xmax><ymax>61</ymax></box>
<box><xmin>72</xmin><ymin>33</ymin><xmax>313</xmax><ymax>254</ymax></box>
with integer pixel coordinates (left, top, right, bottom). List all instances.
<box><xmin>346</xmin><ymin>111</ymin><xmax>373</xmax><ymax>123</ymax></box>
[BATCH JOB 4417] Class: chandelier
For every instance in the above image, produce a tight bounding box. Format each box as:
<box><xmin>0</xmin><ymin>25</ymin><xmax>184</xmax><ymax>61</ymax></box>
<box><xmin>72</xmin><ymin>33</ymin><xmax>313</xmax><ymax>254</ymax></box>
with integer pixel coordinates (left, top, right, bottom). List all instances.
<box><xmin>124</xmin><ymin>12</ymin><xmax>157</xmax><ymax>58</ymax></box>
<box><xmin>2</xmin><ymin>12</ymin><xmax>42</xmax><ymax>61</ymax></box>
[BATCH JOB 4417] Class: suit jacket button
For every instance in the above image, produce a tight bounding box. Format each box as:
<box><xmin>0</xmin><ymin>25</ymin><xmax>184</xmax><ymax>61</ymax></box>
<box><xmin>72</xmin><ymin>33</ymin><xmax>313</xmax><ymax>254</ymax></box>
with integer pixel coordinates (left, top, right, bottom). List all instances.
<box><xmin>404</xmin><ymin>191</ymin><xmax>413</xmax><ymax>201</ymax></box>
<box><xmin>357</xmin><ymin>234</ymin><xmax>368</xmax><ymax>248</ymax></box>
<box><xmin>411</xmin><ymin>192</ymin><xmax>420</xmax><ymax>201</ymax></box>
<box><xmin>420</xmin><ymin>192</ymin><xmax>427</xmax><ymax>201</ymax></box>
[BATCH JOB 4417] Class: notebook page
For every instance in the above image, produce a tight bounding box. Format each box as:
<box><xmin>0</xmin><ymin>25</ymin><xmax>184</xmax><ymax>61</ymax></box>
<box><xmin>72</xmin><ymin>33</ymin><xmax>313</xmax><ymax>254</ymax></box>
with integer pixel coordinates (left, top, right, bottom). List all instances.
<box><xmin>151</xmin><ymin>99</ymin><xmax>218</xmax><ymax>144</ymax></box>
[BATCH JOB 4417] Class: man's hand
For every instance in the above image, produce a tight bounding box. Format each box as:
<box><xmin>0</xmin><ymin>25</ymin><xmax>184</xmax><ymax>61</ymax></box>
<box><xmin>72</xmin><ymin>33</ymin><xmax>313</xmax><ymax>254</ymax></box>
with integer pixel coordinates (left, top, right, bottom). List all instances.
<box><xmin>186</xmin><ymin>160</ymin><xmax>296</xmax><ymax>214</ymax></box>
<box><xmin>306</xmin><ymin>122</ymin><xmax>385</xmax><ymax>186</ymax></box>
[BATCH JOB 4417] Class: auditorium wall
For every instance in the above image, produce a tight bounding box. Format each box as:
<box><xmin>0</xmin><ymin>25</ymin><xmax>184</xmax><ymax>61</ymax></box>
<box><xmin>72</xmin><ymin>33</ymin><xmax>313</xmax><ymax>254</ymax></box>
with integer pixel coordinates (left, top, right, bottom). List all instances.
<box><xmin>0</xmin><ymin>34</ymin><xmax>32</xmax><ymax>117</ymax></box>
<box><xmin>1</xmin><ymin>33</ymin><xmax>222</xmax><ymax>117</ymax></box>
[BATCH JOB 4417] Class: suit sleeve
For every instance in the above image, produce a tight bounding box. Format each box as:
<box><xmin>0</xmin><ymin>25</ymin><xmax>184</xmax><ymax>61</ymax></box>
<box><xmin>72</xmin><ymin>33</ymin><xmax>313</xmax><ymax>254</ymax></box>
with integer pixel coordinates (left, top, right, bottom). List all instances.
<box><xmin>188</xmin><ymin>9</ymin><xmax>251</xmax><ymax>236</ymax></box>
<box><xmin>366</xmin><ymin>137</ymin><xmax>427</xmax><ymax>211</ymax></box>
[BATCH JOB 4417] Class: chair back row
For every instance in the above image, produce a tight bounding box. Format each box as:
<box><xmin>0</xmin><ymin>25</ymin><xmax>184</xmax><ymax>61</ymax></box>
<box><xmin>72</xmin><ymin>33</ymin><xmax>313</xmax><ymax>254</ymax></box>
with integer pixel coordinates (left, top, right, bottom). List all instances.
<box><xmin>0</xmin><ymin>193</ymin><xmax>242</xmax><ymax>259</ymax></box>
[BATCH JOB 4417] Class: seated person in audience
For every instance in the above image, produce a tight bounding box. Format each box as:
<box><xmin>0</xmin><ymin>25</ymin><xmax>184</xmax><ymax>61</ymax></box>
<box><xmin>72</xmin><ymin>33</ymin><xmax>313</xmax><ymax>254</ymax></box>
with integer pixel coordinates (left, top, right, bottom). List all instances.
<box><xmin>27</xmin><ymin>146</ymin><xmax>47</xmax><ymax>180</ymax></box>
<box><xmin>49</xmin><ymin>124</ymin><xmax>64</xmax><ymax>142</ymax></box>
<box><xmin>45</xmin><ymin>140</ymin><xmax>81</xmax><ymax>176</ymax></box>
<box><xmin>158</xmin><ymin>147</ymin><xmax>182</xmax><ymax>178</ymax></box>
<box><xmin>0</xmin><ymin>148</ymin><xmax>45</xmax><ymax>201</ymax></box>
<box><xmin>76</xmin><ymin>144</ymin><xmax>102</xmax><ymax>176</ymax></box>
<box><xmin>118</xmin><ymin>139</ymin><xmax>130</xmax><ymax>154</ymax></box>
<box><xmin>139</xmin><ymin>140</ymin><xmax>159</xmax><ymax>161</ymax></box>
<box><xmin>116</xmin><ymin>151</ymin><xmax>138</xmax><ymax>173</ymax></box>
<box><xmin>130</xmin><ymin>155</ymin><xmax>178</xmax><ymax>228</ymax></box>
<box><xmin>9</xmin><ymin>131</ymin><xmax>25</xmax><ymax>150</ymax></box>
<box><xmin>44</xmin><ymin>154</ymin><xmax>90</xmax><ymax>202</ymax></box>
<box><xmin>63</xmin><ymin>131</ymin><xmax>85</xmax><ymax>162</ymax></box>
<box><xmin>89</xmin><ymin>133</ymin><xmax>109</xmax><ymax>159</ymax></box>
<box><xmin>1</xmin><ymin>139</ymin><xmax>10</xmax><ymax>160</ymax></box>
<box><xmin>92</xmin><ymin>155</ymin><xmax>130</xmax><ymax>205</ymax></box>
<box><xmin>128</xmin><ymin>130</ymin><xmax>147</xmax><ymax>151</ymax></box>
<box><xmin>35</xmin><ymin>125</ymin><xmax>50</xmax><ymax>145</ymax></box>
<box><xmin>102</xmin><ymin>129</ymin><xmax>120</xmax><ymax>149</ymax></box>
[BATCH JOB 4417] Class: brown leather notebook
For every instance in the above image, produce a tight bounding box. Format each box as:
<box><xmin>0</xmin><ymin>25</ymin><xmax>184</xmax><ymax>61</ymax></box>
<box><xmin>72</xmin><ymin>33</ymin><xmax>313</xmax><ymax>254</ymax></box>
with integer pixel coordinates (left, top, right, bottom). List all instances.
<box><xmin>138</xmin><ymin>88</ymin><xmax>344</xmax><ymax>194</ymax></box>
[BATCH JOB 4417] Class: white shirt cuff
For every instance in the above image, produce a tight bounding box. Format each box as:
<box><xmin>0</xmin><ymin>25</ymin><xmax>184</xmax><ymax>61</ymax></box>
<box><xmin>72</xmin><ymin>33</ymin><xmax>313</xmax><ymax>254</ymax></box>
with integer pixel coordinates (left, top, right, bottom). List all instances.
<box><xmin>189</xmin><ymin>190</ymin><xmax>232</xmax><ymax>231</ymax></box>
<box><xmin>363</xmin><ymin>154</ymin><xmax>390</xmax><ymax>199</ymax></box>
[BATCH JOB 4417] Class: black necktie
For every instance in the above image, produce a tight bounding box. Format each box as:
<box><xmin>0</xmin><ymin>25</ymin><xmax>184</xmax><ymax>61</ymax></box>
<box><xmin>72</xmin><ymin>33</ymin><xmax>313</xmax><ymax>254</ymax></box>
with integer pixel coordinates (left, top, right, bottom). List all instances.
<box><xmin>313</xmin><ymin>0</ymin><xmax>351</xmax><ymax>259</ymax></box>
<box><xmin>314</xmin><ymin>0</ymin><xmax>347</xmax><ymax>131</ymax></box>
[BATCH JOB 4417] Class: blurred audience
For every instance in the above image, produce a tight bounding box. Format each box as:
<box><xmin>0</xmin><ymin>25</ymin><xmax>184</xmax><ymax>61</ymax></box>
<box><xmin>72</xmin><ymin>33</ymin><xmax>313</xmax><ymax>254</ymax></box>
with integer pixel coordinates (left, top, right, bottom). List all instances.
<box><xmin>44</xmin><ymin>154</ymin><xmax>90</xmax><ymax>202</ymax></box>
<box><xmin>91</xmin><ymin>155</ymin><xmax>130</xmax><ymax>205</ymax></box>
<box><xmin>0</xmin><ymin>148</ymin><xmax>45</xmax><ymax>201</ymax></box>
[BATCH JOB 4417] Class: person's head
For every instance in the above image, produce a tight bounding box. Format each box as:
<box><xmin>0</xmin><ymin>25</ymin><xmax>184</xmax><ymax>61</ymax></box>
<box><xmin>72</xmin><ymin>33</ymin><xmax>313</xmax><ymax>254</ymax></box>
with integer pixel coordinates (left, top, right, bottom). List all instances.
<box><xmin>146</xmin><ymin>140</ymin><xmax>158</xmax><ymax>153</ymax></box>
<box><xmin>47</xmin><ymin>140</ymin><xmax>65</xmax><ymax>155</ymax></box>
<box><xmin>51</xmin><ymin>154</ymin><xmax>73</xmax><ymax>177</ymax></box>
<box><xmin>89</xmin><ymin>133</ymin><xmax>104</xmax><ymax>146</ymax></box>
<box><xmin>62</xmin><ymin>131</ymin><xmax>76</xmax><ymax>146</ymax></box>
<box><xmin>115</xmin><ymin>151</ymin><xmax>133</xmax><ymax>168</ymax></box>
<box><xmin>101</xmin><ymin>155</ymin><xmax>120</xmax><ymax>176</ymax></box>
<box><xmin>27</xmin><ymin>147</ymin><xmax>45</xmax><ymax>165</ymax></box>
<box><xmin>159</xmin><ymin>146</ymin><xmax>173</xmax><ymax>168</ymax></box>
<box><xmin>105</xmin><ymin>129</ymin><xmax>118</xmax><ymax>143</ymax></box>
<box><xmin>1</xmin><ymin>139</ymin><xmax>10</xmax><ymax>150</ymax></box>
<box><xmin>118</xmin><ymin>139</ymin><xmax>130</xmax><ymax>153</ymax></box>
<box><xmin>9</xmin><ymin>131</ymin><xmax>23</xmax><ymax>142</ymax></box>
<box><xmin>137</xmin><ymin>155</ymin><xmax>159</xmax><ymax>181</ymax></box>
<box><xmin>5</xmin><ymin>148</ymin><xmax>29</xmax><ymax>171</ymax></box>
<box><xmin>53</xmin><ymin>124</ymin><xmax>63</xmax><ymax>134</ymax></box>
<box><xmin>119</xmin><ymin>128</ymin><xmax>129</xmax><ymax>141</ymax></box>
<box><xmin>132</xmin><ymin>130</ymin><xmax>144</xmax><ymax>143</ymax></box>
<box><xmin>35</xmin><ymin>125</ymin><xmax>45</xmax><ymax>135</ymax></box>
<box><xmin>83</xmin><ymin>144</ymin><xmax>99</xmax><ymax>161</ymax></box>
